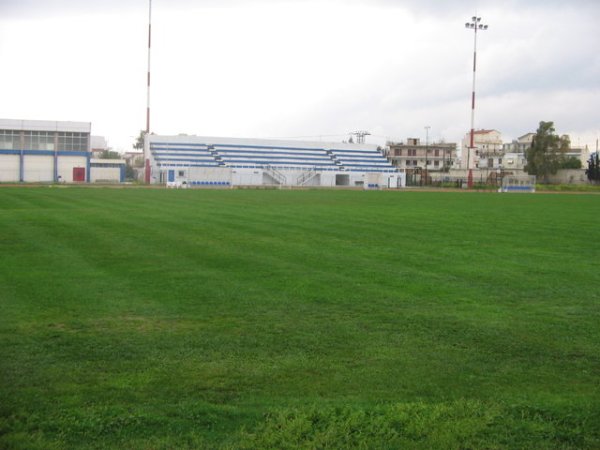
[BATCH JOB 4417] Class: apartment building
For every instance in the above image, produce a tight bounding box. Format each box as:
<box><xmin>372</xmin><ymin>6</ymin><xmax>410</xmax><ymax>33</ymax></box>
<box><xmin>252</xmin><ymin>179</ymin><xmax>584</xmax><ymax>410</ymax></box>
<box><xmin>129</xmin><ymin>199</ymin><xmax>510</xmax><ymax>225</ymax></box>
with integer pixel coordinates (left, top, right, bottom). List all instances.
<box><xmin>461</xmin><ymin>129</ymin><xmax>503</xmax><ymax>169</ymax></box>
<box><xmin>388</xmin><ymin>138</ymin><xmax>456</xmax><ymax>171</ymax></box>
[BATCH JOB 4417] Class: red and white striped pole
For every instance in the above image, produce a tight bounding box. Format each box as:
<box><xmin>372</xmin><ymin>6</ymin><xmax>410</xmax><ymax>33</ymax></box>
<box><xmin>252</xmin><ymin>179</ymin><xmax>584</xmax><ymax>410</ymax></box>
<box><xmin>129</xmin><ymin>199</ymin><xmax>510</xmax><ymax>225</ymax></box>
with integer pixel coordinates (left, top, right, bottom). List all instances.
<box><xmin>465</xmin><ymin>15</ymin><xmax>488</xmax><ymax>188</ymax></box>
<box><xmin>145</xmin><ymin>0</ymin><xmax>152</xmax><ymax>184</ymax></box>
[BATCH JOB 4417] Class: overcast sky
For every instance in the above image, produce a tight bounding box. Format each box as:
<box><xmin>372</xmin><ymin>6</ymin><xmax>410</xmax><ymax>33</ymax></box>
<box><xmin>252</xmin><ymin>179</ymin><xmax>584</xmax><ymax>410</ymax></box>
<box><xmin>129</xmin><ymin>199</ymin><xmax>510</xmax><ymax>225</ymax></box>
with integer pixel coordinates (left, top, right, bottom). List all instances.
<box><xmin>1</xmin><ymin>0</ymin><xmax>599</xmax><ymax>151</ymax></box>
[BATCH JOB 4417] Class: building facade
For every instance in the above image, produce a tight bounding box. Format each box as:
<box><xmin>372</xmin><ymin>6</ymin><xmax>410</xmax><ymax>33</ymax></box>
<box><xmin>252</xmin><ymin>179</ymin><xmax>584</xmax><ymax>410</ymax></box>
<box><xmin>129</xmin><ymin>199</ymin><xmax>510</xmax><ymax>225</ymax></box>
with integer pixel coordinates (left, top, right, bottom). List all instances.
<box><xmin>89</xmin><ymin>159</ymin><xmax>126</xmax><ymax>183</ymax></box>
<box><xmin>502</xmin><ymin>133</ymin><xmax>535</xmax><ymax>154</ymax></box>
<box><xmin>461</xmin><ymin>129</ymin><xmax>503</xmax><ymax>169</ymax></box>
<box><xmin>0</xmin><ymin>119</ymin><xmax>91</xmax><ymax>183</ymax></box>
<box><xmin>387</xmin><ymin>138</ymin><xmax>456</xmax><ymax>171</ymax></box>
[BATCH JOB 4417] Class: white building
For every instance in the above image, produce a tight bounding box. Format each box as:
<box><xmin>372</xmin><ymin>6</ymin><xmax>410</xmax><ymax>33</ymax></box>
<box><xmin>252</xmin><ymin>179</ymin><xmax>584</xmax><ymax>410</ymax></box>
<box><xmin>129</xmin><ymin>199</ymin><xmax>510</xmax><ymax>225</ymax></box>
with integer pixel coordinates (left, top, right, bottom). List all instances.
<box><xmin>0</xmin><ymin>119</ymin><xmax>91</xmax><ymax>183</ymax></box>
<box><xmin>0</xmin><ymin>119</ymin><xmax>126</xmax><ymax>184</ymax></box>
<box><xmin>89</xmin><ymin>159</ymin><xmax>126</xmax><ymax>183</ymax></box>
<box><xmin>502</xmin><ymin>133</ymin><xmax>535</xmax><ymax>154</ymax></box>
<box><xmin>502</xmin><ymin>152</ymin><xmax>527</xmax><ymax>171</ymax></box>
<box><xmin>564</xmin><ymin>145</ymin><xmax>590</xmax><ymax>166</ymax></box>
<box><xmin>387</xmin><ymin>138</ymin><xmax>457</xmax><ymax>171</ymax></box>
<box><xmin>144</xmin><ymin>135</ymin><xmax>402</xmax><ymax>188</ymax></box>
<box><xmin>461</xmin><ymin>129</ymin><xmax>503</xmax><ymax>170</ymax></box>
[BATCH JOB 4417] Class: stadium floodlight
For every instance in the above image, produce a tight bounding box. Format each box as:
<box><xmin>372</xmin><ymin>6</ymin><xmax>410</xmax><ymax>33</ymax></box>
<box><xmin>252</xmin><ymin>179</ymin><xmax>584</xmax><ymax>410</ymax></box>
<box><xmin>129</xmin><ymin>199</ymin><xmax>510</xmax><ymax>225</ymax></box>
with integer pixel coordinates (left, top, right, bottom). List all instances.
<box><xmin>144</xmin><ymin>0</ymin><xmax>153</xmax><ymax>184</ymax></box>
<box><xmin>464</xmin><ymin>14</ymin><xmax>489</xmax><ymax>188</ymax></box>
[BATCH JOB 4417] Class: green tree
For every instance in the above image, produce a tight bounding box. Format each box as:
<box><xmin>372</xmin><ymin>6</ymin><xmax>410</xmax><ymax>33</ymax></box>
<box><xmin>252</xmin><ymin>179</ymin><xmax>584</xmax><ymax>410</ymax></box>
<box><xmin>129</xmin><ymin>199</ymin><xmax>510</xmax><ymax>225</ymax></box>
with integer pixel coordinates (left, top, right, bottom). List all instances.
<box><xmin>125</xmin><ymin>165</ymin><xmax>136</xmax><ymax>181</ymax></box>
<box><xmin>99</xmin><ymin>150</ymin><xmax>121</xmax><ymax>159</ymax></box>
<box><xmin>586</xmin><ymin>152</ymin><xmax>600</xmax><ymax>184</ymax></box>
<box><xmin>560</xmin><ymin>156</ymin><xmax>582</xmax><ymax>169</ymax></box>
<box><xmin>525</xmin><ymin>121</ymin><xmax>570</xmax><ymax>183</ymax></box>
<box><xmin>133</xmin><ymin>130</ymin><xmax>145</xmax><ymax>150</ymax></box>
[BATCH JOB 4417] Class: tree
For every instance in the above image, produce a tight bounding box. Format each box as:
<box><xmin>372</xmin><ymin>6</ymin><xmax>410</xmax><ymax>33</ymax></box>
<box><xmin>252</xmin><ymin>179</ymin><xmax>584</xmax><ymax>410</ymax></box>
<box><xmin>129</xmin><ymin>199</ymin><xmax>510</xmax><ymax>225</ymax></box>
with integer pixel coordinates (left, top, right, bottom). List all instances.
<box><xmin>99</xmin><ymin>149</ymin><xmax>121</xmax><ymax>159</ymax></box>
<box><xmin>133</xmin><ymin>130</ymin><xmax>145</xmax><ymax>150</ymax></box>
<box><xmin>525</xmin><ymin>121</ymin><xmax>570</xmax><ymax>183</ymax></box>
<box><xmin>586</xmin><ymin>152</ymin><xmax>600</xmax><ymax>184</ymax></box>
<box><xmin>560</xmin><ymin>156</ymin><xmax>582</xmax><ymax>169</ymax></box>
<box><xmin>125</xmin><ymin>165</ymin><xmax>136</xmax><ymax>181</ymax></box>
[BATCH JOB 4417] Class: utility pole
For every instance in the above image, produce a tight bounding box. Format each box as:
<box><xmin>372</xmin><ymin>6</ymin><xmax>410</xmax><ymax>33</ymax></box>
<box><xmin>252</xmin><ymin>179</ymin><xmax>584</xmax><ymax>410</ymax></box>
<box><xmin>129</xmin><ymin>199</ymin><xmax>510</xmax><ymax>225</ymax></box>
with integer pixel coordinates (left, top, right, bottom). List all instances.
<box><xmin>465</xmin><ymin>15</ymin><xmax>488</xmax><ymax>188</ymax></box>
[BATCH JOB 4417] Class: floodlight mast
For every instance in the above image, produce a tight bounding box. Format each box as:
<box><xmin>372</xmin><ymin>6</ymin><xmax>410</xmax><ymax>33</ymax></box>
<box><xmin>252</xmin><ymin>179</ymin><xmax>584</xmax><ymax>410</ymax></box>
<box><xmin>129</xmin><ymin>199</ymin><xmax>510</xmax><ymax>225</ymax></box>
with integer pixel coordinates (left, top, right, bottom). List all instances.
<box><xmin>144</xmin><ymin>0</ymin><xmax>152</xmax><ymax>184</ymax></box>
<box><xmin>146</xmin><ymin>0</ymin><xmax>152</xmax><ymax>135</ymax></box>
<box><xmin>465</xmin><ymin>15</ymin><xmax>488</xmax><ymax>188</ymax></box>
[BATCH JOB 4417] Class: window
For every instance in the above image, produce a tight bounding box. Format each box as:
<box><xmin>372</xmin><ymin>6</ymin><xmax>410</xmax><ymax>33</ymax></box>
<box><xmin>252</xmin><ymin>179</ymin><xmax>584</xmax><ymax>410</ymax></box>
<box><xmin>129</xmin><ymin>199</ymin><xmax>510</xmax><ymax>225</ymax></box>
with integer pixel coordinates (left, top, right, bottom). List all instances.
<box><xmin>0</xmin><ymin>130</ymin><xmax>21</xmax><ymax>150</ymax></box>
<box><xmin>434</xmin><ymin>150</ymin><xmax>440</xmax><ymax>157</ymax></box>
<box><xmin>395</xmin><ymin>149</ymin><xmax>402</xmax><ymax>156</ymax></box>
<box><xmin>178</xmin><ymin>170</ymin><xmax>185</xmax><ymax>176</ymax></box>
<box><xmin>58</xmin><ymin>132</ymin><xmax>88</xmax><ymax>151</ymax></box>
<box><xmin>434</xmin><ymin>161</ymin><xmax>440</xmax><ymax>167</ymax></box>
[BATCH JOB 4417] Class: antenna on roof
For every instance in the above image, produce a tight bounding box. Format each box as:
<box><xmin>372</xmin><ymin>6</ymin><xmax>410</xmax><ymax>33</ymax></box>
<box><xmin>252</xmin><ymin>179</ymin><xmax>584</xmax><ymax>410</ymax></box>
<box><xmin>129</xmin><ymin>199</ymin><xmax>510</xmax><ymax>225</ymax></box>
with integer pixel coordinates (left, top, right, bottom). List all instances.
<box><xmin>351</xmin><ymin>131</ymin><xmax>371</xmax><ymax>144</ymax></box>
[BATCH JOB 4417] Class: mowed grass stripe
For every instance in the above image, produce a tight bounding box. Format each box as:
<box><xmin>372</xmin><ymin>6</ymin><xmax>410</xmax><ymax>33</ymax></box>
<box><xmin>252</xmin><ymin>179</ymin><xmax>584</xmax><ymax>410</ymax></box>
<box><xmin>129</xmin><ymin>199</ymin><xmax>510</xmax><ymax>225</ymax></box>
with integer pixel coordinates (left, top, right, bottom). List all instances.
<box><xmin>0</xmin><ymin>187</ymin><xmax>599</xmax><ymax>448</ymax></box>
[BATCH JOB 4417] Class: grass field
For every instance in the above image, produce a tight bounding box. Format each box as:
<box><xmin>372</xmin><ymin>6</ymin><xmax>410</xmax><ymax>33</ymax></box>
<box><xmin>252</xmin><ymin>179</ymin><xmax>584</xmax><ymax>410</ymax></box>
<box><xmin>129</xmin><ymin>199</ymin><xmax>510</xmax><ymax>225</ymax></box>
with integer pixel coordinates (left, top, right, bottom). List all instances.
<box><xmin>1</xmin><ymin>187</ymin><xmax>599</xmax><ymax>449</ymax></box>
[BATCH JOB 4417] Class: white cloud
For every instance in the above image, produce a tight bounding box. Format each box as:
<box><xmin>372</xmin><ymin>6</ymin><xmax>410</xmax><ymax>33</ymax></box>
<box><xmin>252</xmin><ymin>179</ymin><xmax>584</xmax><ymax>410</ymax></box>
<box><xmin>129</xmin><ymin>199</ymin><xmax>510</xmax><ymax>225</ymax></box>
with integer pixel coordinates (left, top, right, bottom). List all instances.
<box><xmin>0</xmin><ymin>0</ymin><xmax>598</xmax><ymax>151</ymax></box>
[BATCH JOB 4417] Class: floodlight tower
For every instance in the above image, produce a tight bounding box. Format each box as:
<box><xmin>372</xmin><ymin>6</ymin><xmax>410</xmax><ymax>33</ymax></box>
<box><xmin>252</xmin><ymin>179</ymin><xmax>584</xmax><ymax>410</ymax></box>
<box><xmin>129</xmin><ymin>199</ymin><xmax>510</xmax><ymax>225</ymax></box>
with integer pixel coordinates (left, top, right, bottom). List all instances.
<box><xmin>465</xmin><ymin>15</ymin><xmax>488</xmax><ymax>188</ymax></box>
<box><xmin>144</xmin><ymin>0</ymin><xmax>153</xmax><ymax>183</ymax></box>
<box><xmin>146</xmin><ymin>0</ymin><xmax>152</xmax><ymax>135</ymax></box>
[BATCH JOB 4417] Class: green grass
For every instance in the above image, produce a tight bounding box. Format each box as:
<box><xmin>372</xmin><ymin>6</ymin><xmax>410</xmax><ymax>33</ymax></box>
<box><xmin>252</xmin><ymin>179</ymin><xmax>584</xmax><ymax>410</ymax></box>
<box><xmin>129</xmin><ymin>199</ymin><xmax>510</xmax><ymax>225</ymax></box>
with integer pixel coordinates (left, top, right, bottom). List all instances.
<box><xmin>536</xmin><ymin>183</ymin><xmax>600</xmax><ymax>192</ymax></box>
<box><xmin>1</xmin><ymin>187</ymin><xmax>599</xmax><ymax>449</ymax></box>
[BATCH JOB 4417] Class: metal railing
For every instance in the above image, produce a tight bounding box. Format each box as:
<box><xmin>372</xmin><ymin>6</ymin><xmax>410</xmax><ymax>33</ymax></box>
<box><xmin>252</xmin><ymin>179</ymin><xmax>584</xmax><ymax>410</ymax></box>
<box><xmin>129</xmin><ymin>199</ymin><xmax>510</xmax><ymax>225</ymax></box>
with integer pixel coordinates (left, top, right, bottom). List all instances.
<box><xmin>264</xmin><ymin>165</ymin><xmax>287</xmax><ymax>185</ymax></box>
<box><xmin>297</xmin><ymin>168</ymin><xmax>318</xmax><ymax>186</ymax></box>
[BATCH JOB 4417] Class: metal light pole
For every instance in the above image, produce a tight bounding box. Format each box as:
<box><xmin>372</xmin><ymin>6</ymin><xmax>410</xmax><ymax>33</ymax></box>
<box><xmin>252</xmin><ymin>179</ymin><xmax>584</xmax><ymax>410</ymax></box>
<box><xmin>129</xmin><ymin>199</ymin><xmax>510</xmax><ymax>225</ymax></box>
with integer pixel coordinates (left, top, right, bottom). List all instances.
<box><xmin>465</xmin><ymin>15</ymin><xmax>488</xmax><ymax>188</ymax></box>
<box><xmin>146</xmin><ymin>0</ymin><xmax>152</xmax><ymax>134</ymax></box>
<box><xmin>144</xmin><ymin>0</ymin><xmax>152</xmax><ymax>184</ymax></box>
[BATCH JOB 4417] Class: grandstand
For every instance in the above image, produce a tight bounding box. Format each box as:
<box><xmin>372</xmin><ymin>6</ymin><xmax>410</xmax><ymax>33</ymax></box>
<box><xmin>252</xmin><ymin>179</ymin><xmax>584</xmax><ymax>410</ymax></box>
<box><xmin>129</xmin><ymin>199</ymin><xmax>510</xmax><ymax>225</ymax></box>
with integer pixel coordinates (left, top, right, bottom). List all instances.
<box><xmin>145</xmin><ymin>135</ymin><xmax>402</xmax><ymax>188</ymax></box>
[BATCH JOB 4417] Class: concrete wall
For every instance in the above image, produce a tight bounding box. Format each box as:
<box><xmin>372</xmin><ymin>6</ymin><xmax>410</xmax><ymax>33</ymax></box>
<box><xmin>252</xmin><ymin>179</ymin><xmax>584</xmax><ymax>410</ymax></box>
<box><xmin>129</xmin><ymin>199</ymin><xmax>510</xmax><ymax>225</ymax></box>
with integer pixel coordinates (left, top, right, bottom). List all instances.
<box><xmin>57</xmin><ymin>156</ymin><xmax>87</xmax><ymax>182</ymax></box>
<box><xmin>23</xmin><ymin>155</ymin><xmax>53</xmax><ymax>182</ymax></box>
<box><xmin>0</xmin><ymin>153</ymin><xmax>89</xmax><ymax>183</ymax></box>
<box><xmin>152</xmin><ymin>165</ymin><xmax>404</xmax><ymax>189</ymax></box>
<box><xmin>546</xmin><ymin>169</ymin><xmax>588</xmax><ymax>185</ymax></box>
<box><xmin>90</xmin><ymin>167</ymin><xmax>122</xmax><ymax>183</ymax></box>
<box><xmin>231</xmin><ymin>169</ymin><xmax>261</xmax><ymax>186</ymax></box>
<box><xmin>0</xmin><ymin>154</ymin><xmax>20</xmax><ymax>182</ymax></box>
<box><xmin>439</xmin><ymin>168</ymin><xmax>591</xmax><ymax>185</ymax></box>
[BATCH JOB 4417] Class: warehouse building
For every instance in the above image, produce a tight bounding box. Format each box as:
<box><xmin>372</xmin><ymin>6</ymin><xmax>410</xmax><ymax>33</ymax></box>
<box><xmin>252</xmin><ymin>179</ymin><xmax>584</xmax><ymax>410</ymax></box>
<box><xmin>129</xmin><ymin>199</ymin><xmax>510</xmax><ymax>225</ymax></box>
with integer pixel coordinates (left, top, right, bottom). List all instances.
<box><xmin>0</xmin><ymin>119</ymin><xmax>91</xmax><ymax>183</ymax></box>
<box><xmin>145</xmin><ymin>134</ymin><xmax>402</xmax><ymax>188</ymax></box>
<box><xmin>0</xmin><ymin>119</ymin><xmax>125</xmax><ymax>184</ymax></box>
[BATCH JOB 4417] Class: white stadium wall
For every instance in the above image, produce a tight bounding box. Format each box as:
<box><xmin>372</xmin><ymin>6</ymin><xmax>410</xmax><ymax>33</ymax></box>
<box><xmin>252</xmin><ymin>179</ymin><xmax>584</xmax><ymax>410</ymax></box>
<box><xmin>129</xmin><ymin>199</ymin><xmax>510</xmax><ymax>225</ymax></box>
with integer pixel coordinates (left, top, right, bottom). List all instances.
<box><xmin>231</xmin><ymin>169</ymin><xmax>260</xmax><ymax>186</ymax></box>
